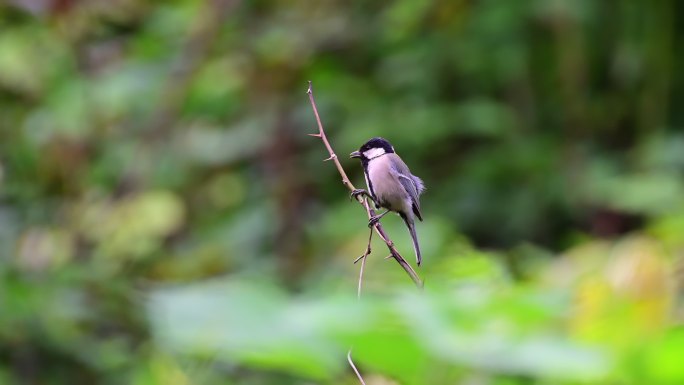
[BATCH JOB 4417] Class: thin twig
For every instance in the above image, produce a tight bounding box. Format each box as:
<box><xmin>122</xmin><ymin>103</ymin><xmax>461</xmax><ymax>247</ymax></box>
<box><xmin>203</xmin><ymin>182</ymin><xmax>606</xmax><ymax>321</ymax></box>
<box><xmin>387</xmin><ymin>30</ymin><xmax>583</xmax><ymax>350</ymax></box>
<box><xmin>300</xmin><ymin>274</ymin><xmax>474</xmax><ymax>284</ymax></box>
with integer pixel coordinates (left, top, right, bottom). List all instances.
<box><xmin>347</xmin><ymin>233</ymin><xmax>368</xmax><ymax>385</ymax></box>
<box><xmin>306</xmin><ymin>81</ymin><xmax>424</xmax><ymax>288</ymax></box>
<box><xmin>347</xmin><ymin>350</ymin><xmax>367</xmax><ymax>385</ymax></box>
<box><xmin>353</xmin><ymin>228</ymin><xmax>373</xmax><ymax>264</ymax></box>
<box><xmin>356</xmin><ymin>230</ymin><xmax>372</xmax><ymax>296</ymax></box>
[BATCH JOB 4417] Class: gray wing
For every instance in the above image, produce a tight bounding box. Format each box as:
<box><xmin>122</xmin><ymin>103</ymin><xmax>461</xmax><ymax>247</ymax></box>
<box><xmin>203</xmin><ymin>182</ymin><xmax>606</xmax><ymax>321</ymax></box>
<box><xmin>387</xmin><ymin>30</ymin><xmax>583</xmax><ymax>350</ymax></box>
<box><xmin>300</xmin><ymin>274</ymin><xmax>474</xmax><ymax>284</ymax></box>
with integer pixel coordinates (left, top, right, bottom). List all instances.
<box><xmin>411</xmin><ymin>175</ymin><xmax>425</xmax><ymax>194</ymax></box>
<box><xmin>388</xmin><ymin>154</ymin><xmax>425</xmax><ymax>221</ymax></box>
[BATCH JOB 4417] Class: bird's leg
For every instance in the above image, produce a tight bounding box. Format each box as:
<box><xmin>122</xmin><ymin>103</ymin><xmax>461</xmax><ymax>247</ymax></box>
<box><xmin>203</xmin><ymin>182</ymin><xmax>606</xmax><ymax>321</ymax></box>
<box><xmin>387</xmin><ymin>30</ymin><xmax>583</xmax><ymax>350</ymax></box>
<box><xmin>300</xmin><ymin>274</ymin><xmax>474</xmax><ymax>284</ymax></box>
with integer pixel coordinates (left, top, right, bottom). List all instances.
<box><xmin>368</xmin><ymin>210</ymin><xmax>390</xmax><ymax>228</ymax></box>
<box><xmin>351</xmin><ymin>189</ymin><xmax>380</xmax><ymax>207</ymax></box>
<box><xmin>351</xmin><ymin>189</ymin><xmax>383</xmax><ymax>220</ymax></box>
<box><xmin>350</xmin><ymin>188</ymin><xmax>370</xmax><ymax>201</ymax></box>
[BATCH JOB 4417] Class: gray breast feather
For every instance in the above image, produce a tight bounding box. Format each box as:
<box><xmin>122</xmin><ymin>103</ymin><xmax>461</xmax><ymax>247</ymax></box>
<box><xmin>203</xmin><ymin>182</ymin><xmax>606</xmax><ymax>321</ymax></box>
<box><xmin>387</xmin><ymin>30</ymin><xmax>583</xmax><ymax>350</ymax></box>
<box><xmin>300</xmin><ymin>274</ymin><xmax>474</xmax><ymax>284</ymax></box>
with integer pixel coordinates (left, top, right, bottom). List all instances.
<box><xmin>367</xmin><ymin>157</ymin><xmax>402</xmax><ymax>205</ymax></box>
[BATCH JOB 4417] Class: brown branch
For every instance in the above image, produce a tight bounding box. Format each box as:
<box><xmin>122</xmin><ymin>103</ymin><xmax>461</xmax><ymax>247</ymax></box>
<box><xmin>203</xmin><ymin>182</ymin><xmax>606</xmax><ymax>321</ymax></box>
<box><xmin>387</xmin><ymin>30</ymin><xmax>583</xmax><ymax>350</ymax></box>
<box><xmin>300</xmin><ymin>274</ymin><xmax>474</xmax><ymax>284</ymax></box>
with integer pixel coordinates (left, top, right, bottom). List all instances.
<box><xmin>308</xmin><ymin>81</ymin><xmax>423</xmax><ymax>385</ymax></box>
<box><xmin>306</xmin><ymin>80</ymin><xmax>423</xmax><ymax>288</ymax></box>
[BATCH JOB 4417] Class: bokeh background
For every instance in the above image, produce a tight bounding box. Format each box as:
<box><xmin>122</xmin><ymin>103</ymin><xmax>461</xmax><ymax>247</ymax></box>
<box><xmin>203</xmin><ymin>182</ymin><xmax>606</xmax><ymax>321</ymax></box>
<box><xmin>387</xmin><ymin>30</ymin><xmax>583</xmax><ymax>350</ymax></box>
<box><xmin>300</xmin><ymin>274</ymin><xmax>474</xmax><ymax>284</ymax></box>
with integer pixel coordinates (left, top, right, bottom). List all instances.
<box><xmin>2</xmin><ymin>1</ymin><xmax>684</xmax><ymax>384</ymax></box>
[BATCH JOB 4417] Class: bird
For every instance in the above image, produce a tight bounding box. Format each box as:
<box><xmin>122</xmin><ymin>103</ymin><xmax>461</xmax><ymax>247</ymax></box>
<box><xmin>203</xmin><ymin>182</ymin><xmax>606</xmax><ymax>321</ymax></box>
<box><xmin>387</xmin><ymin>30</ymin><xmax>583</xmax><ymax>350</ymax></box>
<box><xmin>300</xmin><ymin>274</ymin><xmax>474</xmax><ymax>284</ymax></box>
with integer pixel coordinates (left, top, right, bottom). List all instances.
<box><xmin>349</xmin><ymin>137</ymin><xmax>426</xmax><ymax>266</ymax></box>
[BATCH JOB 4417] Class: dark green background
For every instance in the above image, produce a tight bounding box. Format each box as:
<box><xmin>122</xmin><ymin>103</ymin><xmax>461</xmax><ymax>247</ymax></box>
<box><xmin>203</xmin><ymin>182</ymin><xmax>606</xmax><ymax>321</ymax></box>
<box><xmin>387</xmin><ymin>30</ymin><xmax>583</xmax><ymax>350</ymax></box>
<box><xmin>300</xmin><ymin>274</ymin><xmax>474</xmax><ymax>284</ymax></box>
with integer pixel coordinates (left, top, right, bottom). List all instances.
<box><xmin>1</xmin><ymin>1</ymin><xmax>683</xmax><ymax>384</ymax></box>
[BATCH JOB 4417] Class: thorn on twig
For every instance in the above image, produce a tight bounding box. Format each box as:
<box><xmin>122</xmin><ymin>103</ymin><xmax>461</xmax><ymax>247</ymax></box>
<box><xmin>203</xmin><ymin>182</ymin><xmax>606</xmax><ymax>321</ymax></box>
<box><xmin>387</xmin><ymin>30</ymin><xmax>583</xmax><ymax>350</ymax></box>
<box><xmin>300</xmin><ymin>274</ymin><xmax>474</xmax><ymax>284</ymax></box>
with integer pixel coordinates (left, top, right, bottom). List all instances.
<box><xmin>385</xmin><ymin>254</ymin><xmax>393</xmax><ymax>260</ymax></box>
<box><xmin>354</xmin><ymin>228</ymin><xmax>373</xmax><ymax>264</ymax></box>
<box><xmin>323</xmin><ymin>154</ymin><xmax>337</xmax><ymax>162</ymax></box>
<box><xmin>353</xmin><ymin>246</ymin><xmax>371</xmax><ymax>264</ymax></box>
<box><xmin>308</xmin><ymin>133</ymin><xmax>322</xmax><ymax>137</ymax></box>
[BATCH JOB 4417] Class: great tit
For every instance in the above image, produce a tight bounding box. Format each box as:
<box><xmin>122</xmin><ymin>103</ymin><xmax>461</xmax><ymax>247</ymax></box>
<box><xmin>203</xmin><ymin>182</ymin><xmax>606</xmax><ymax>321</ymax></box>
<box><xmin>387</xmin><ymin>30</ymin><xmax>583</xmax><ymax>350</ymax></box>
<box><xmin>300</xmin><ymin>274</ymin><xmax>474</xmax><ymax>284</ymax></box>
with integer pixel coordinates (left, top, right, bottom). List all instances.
<box><xmin>350</xmin><ymin>137</ymin><xmax>426</xmax><ymax>266</ymax></box>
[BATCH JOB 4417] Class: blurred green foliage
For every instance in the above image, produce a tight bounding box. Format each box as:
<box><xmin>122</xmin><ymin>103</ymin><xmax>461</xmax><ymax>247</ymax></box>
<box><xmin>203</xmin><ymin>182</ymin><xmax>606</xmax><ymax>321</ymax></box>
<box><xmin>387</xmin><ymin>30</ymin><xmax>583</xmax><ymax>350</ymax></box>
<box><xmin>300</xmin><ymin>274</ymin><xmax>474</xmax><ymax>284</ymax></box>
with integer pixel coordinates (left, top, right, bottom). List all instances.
<box><xmin>1</xmin><ymin>0</ymin><xmax>684</xmax><ymax>384</ymax></box>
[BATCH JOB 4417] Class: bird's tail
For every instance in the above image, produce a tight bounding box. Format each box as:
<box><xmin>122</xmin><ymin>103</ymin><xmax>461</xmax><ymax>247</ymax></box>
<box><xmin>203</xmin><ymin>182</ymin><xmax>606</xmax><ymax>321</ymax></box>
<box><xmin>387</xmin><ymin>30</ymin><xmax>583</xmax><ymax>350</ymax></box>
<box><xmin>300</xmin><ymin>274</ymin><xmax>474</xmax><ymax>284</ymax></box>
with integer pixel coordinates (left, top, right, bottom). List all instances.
<box><xmin>402</xmin><ymin>215</ymin><xmax>422</xmax><ymax>266</ymax></box>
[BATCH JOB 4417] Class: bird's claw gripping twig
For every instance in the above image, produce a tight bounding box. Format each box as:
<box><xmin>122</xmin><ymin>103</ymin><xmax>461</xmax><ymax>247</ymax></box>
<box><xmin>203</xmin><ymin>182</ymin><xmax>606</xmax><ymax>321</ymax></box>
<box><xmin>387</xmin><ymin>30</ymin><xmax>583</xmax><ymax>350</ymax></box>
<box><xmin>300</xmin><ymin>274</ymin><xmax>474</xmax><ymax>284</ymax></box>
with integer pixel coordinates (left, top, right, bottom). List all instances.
<box><xmin>368</xmin><ymin>214</ymin><xmax>383</xmax><ymax>228</ymax></box>
<box><xmin>350</xmin><ymin>188</ymin><xmax>369</xmax><ymax>201</ymax></box>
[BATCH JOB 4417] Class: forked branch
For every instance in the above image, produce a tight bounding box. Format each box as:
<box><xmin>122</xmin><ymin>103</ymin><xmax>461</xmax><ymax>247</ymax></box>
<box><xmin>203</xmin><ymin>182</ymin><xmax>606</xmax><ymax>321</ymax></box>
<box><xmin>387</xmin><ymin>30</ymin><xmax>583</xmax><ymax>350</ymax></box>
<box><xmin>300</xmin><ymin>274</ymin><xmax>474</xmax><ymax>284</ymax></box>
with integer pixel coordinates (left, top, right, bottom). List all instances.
<box><xmin>306</xmin><ymin>81</ymin><xmax>423</xmax><ymax>287</ymax></box>
<box><xmin>307</xmin><ymin>81</ymin><xmax>423</xmax><ymax>385</ymax></box>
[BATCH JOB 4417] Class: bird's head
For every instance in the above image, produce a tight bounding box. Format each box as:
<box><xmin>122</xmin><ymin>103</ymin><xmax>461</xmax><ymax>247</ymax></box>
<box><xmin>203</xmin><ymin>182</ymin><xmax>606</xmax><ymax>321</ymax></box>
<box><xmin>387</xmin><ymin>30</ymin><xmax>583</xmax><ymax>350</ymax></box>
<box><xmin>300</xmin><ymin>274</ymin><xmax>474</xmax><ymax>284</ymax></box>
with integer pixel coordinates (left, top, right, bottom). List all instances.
<box><xmin>350</xmin><ymin>137</ymin><xmax>395</xmax><ymax>160</ymax></box>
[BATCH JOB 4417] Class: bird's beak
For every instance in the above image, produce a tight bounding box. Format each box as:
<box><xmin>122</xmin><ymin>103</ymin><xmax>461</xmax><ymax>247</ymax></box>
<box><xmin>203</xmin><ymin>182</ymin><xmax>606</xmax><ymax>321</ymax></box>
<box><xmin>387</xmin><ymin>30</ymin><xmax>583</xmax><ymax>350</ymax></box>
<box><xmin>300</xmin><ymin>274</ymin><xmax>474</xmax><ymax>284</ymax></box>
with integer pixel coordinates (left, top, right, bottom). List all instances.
<box><xmin>350</xmin><ymin>151</ymin><xmax>361</xmax><ymax>159</ymax></box>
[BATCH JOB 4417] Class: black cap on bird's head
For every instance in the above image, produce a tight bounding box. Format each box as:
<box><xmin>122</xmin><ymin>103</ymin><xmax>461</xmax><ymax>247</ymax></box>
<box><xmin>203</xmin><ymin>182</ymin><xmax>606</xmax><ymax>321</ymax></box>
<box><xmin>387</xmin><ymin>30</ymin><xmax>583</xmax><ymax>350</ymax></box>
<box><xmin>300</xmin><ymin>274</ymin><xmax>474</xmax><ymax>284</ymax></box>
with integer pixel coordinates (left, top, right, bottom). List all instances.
<box><xmin>350</xmin><ymin>137</ymin><xmax>395</xmax><ymax>160</ymax></box>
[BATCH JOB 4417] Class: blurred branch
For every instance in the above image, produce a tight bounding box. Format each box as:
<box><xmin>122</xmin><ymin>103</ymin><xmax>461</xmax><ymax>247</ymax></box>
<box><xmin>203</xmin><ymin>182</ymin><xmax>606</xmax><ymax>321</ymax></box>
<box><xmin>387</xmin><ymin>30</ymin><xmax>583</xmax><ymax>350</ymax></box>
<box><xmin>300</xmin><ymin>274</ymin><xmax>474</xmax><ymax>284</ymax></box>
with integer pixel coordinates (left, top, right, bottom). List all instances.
<box><xmin>306</xmin><ymin>81</ymin><xmax>423</xmax><ymax>288</ymax></box>
<box><xmin>347</xmin><ymin>349</ymin><xmax>366</xmax><ymax>385</ymax></box>
<box><xmin>118</xmin><ymin>0</ymin><xmax>238</xmax><ymax>192</ymax></box>
<box><xmin>145</xmin><ymin>0</ymin><xmax>239</xmax><ymax>138</ymax></box>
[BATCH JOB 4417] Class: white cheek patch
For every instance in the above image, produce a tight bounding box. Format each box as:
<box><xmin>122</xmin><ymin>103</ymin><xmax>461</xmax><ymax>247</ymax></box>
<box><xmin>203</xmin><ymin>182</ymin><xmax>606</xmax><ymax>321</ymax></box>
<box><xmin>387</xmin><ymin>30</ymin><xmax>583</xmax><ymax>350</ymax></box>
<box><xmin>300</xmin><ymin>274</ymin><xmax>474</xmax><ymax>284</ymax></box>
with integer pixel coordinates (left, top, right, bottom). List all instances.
<box><xmin>363</xmin><ymin>147</ymin><xmax>386</xmax><ymax>159</ymax></box>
